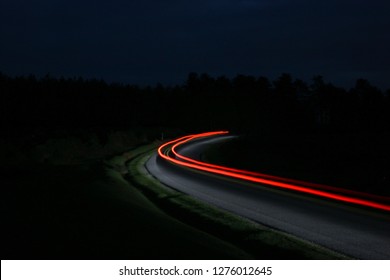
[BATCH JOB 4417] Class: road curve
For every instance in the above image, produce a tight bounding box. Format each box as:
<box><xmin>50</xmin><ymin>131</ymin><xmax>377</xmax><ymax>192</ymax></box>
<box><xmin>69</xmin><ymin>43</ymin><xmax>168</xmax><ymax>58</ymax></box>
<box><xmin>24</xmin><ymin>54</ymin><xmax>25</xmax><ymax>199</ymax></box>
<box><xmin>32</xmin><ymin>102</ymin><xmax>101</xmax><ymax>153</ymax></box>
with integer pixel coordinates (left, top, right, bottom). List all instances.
<box><xmin>146</xmin><ymin>135</ymin><xmax>390</xmax><ymax>259</ymax></box>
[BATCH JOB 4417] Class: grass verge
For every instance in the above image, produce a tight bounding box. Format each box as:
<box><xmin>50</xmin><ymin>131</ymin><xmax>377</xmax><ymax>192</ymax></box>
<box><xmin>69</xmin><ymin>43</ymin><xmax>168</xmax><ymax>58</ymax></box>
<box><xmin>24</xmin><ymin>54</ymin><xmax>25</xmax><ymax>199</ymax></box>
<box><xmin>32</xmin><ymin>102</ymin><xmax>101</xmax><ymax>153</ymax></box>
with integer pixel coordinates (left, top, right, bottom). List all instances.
<box><xmin>125</xmin><ymin>146</ymin><xmax>350</xmax><ymax>260</ymax></box>
<box><xmin>2</xmin><ymin>142</ymin><xmax>251</xmax><ymax>259</ymax></box>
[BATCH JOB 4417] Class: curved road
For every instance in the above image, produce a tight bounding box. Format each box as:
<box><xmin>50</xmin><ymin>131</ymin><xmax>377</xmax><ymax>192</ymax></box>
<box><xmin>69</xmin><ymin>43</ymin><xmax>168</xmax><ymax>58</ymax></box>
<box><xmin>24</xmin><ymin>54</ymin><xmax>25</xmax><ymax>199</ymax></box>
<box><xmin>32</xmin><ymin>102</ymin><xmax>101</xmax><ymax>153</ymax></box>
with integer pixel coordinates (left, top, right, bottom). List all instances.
<box><xmin>146</xmin><ymin>135</ymin><xmax>390</xmax><ymax>259</ymax></box>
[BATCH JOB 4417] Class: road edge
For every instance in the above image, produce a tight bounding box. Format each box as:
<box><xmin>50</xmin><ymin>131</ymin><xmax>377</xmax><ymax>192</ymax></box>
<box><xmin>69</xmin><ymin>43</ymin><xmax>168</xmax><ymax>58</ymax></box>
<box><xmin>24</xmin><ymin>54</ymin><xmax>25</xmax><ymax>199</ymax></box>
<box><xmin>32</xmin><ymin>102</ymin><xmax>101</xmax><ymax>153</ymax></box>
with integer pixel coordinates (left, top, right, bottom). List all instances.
<box><xmin>124</xmin><ymin>145</ymin><xmax>351</xmax><ymax>260</ymax></box>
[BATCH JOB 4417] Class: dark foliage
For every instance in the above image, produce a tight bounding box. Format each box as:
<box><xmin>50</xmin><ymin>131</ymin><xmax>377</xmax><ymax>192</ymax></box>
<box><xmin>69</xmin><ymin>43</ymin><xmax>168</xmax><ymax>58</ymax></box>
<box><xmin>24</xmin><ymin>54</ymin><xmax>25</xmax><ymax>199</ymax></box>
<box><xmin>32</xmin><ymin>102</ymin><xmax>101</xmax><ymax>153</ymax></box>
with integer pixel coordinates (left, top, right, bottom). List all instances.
<box><xmin>1</xmin><ymin>72</ymin><xmax>389</xmax><ymax>137</ymax></box>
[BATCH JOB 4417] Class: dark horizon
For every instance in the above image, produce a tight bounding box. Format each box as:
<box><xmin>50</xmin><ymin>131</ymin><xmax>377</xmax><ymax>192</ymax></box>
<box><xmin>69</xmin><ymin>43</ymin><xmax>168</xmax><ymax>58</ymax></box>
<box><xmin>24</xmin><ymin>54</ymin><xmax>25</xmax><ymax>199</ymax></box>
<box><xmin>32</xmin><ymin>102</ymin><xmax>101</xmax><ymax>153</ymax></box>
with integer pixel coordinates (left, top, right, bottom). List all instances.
<box><xmin>1</xmin><ymin>70</ymin><xmax>389</xmax><ymax>94</ymax></box>
<box><xmin>1</xmin><ymin>0</ymin><xmax>389</xmax><ymax>89</ymax></box>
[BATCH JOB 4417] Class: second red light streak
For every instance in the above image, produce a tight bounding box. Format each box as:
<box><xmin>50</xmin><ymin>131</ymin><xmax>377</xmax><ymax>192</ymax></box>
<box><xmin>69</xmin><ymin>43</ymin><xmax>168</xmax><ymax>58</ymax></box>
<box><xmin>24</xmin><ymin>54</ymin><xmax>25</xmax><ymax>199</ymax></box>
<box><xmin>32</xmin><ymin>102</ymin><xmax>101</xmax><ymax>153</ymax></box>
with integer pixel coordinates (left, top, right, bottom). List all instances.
<box><xmin>157</xmin><ymin>131</ymin><xmax>390</xmax><ymax>212</ymax></box>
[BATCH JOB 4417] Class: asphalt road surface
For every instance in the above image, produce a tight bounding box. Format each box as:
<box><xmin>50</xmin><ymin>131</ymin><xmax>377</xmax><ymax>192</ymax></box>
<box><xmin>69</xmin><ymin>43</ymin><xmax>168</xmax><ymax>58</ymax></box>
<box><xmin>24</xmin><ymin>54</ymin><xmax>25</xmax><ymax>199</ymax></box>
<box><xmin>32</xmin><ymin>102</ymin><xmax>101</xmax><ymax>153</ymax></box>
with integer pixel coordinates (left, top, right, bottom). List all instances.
<box><xmin>146</xmin><ymin>136</ymin><xmax>390</xmax><ymax>259</ymax></box>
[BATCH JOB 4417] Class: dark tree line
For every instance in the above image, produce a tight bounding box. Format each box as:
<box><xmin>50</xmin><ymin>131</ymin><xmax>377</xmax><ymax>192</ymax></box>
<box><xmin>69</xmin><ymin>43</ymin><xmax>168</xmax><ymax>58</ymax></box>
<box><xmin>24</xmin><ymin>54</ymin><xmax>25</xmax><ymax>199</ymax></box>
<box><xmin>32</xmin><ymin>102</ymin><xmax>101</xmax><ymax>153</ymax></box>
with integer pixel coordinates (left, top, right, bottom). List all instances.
<box><xmin>1</xmin><ymin>72</ymin><xmax>389</xmax><ymax>139</ymax></box>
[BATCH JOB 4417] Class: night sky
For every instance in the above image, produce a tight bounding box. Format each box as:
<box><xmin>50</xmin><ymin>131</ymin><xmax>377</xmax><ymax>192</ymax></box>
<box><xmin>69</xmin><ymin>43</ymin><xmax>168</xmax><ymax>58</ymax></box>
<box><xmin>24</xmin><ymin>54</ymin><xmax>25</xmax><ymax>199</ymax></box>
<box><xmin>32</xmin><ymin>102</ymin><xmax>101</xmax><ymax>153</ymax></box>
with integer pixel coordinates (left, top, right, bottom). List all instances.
<box><xmin>1</xmin><ymin>0</ymin><xmax>389</xmax><ymax>88</ymax></box>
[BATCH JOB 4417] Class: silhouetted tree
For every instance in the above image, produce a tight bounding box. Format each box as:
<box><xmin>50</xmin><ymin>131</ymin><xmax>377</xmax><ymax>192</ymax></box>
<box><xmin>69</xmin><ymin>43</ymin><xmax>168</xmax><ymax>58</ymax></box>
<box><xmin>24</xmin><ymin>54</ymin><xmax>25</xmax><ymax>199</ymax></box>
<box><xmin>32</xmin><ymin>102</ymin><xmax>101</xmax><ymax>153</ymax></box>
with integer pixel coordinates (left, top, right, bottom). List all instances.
<box><xmin>274</xmin><ymin>73</ymin><xmax>295</xmax><ymax>98</ymax></box>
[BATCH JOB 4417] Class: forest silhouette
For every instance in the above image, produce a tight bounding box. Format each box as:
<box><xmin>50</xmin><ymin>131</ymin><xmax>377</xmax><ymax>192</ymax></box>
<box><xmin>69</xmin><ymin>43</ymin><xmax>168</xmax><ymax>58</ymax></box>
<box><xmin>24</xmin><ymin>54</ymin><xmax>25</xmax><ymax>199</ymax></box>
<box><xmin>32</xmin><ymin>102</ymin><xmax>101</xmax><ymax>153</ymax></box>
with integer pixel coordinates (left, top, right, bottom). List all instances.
<box><xmin>1</xmin><ymin>72</ymin><xmax>389</xmax><ymax>195</ymax></box>
<box><xmin>1</xmin><ymin>72</ymin><xmax>389</xmax><ymax>135</ymax></box>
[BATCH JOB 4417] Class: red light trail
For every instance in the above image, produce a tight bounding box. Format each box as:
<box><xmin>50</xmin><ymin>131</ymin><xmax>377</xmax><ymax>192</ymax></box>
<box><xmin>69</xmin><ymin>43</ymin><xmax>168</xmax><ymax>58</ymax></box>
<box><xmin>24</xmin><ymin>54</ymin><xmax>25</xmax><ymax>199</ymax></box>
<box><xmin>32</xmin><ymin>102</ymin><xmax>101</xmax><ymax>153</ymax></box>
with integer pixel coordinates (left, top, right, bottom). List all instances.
<box><xmin>158</xmin><ymin>131</ymin><xmax>390</xmax><ymax>212</ymax></box>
